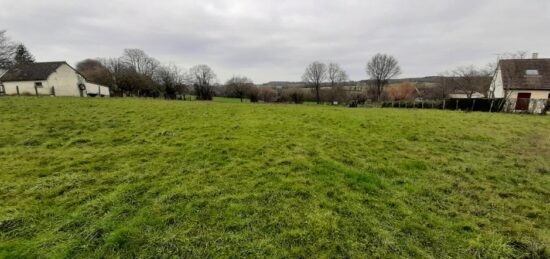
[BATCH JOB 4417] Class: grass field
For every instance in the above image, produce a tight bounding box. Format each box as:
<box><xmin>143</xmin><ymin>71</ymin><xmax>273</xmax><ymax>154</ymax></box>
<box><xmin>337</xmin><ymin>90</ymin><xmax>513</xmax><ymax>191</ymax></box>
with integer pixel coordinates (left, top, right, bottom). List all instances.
<box><xmin>0</xmin><ymin>97</ymin><xmax>549</xmax><ymax>258</ymax></box>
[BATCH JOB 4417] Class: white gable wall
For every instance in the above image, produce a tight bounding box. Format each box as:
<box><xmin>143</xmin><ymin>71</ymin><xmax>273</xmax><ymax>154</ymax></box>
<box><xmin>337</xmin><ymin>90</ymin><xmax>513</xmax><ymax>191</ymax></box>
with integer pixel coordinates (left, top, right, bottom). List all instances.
<box><xmin>489</xmin><ymin>67</ymin><xmax>505</xmax><ymax>98</ymax></box>
<box><xmin>46</xmin><ymin>63</ymin><xmax>85</xmax><ymax>96</ymax></box>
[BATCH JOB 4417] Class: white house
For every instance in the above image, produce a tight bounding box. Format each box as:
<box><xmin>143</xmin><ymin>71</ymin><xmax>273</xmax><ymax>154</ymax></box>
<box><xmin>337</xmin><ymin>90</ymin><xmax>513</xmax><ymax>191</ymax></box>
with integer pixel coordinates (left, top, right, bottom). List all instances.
<box><xmin>0</xmin><ymin>61</ymin><xmax>109</xmax><ymax>97</ymax></box>
<box><xmin>488</xmin><ymin>55</ymin><xmax>550</xmax><ymax>112</ymax></box>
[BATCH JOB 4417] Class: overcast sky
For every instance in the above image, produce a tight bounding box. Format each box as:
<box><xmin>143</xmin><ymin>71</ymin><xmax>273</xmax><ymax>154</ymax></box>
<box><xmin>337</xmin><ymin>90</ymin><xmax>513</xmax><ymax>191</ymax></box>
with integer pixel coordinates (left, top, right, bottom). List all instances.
<box><xmin>1</xmin><ymin>0</ymin><xmax>549</xmax><ymax>83</ymax></box>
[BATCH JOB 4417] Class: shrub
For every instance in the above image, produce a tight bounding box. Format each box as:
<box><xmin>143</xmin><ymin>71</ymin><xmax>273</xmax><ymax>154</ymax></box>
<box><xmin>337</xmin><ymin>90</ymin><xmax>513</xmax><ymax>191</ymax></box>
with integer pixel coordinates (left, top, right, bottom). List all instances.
<box><xmin>281</xmin><ymin>88</ymin><xmax>305</xmax><ymax>104</ymax></box>
<box><xmin>248</xmin><ymin>86</ymin><xmax>260</xmax><ymax>103</ymax></box>
<box><xmin>259</xmin><ymin>87</ymin><xmax>277</xmax><ymax>103</ymax></box>
<box><xmin>385</xmin><ymin>82</ymin><xmax>417</xmax><ymax>101</ymax></box>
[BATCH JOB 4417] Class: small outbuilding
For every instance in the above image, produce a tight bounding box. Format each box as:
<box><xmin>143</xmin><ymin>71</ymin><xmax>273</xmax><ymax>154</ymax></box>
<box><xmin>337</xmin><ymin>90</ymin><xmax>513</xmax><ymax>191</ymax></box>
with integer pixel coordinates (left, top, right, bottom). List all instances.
<box><xmin>0</xmin><ymin>61</ymin><xmax>109</xmax><ymax>97</ymax></box>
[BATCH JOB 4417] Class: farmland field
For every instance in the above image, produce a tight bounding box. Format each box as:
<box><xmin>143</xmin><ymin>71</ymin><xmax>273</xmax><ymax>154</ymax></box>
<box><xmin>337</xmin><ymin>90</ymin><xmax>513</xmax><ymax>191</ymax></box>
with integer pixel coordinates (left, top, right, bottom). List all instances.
<box><xmin>0</xmin><ymin>97</ymin><xmax>549</xmax><ymax>258</ymax></box>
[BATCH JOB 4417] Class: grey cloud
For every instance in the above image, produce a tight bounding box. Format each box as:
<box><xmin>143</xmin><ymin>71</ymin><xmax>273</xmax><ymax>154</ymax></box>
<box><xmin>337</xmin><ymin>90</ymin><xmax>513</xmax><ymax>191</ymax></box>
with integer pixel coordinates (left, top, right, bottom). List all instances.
<box><xmin>0</xmin><ymin>0</ymin><xmax>548</xmax><ymax>83</ymax></box>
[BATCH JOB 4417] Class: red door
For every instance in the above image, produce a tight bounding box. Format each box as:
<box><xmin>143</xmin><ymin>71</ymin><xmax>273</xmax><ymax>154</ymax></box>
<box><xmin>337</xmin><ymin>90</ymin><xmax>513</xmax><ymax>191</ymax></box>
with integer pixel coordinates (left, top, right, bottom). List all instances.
<box><xmin>515</xmin><ymin>93</ymin><xmax>531</xmax><ymax>111</ymax></box>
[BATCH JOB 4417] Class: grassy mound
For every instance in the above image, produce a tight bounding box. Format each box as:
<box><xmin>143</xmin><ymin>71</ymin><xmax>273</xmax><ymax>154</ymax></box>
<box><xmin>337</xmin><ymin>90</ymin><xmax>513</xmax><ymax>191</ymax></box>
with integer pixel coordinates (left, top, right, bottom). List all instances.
<box><xmin>0</xmin><ymin>97</ymin><xmax>549</xmax><ymax>257</ymax></box>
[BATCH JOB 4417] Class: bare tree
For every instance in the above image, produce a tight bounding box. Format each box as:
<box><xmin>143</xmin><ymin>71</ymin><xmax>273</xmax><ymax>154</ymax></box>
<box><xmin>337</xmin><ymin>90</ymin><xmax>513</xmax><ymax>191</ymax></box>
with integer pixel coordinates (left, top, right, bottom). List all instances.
<box><xmin>497</xmin><ymin>50</ymin><xmax>529</xmax><ymax>60</ymax></box>
<box><xmin>366</xmin><ymin>53</ymin><xmax>401</xmax><ymax>102</ymax></box>
<box><xmin>0</xmin><ymin>30</ymin><xmax>16</xmax><ymax>69</ymax></box>
<box><xmin>225</xmin><ymin>76</ymin><xmax>254</xmax><ymax>102</ymax></box>
<box><xmin>99</xmin><ymin>57</ymin><xmax>126</xmax><ymax>96</ymax></box>
<box><xmin>327</xmin><ymin>62</ymin><xmax>348</xmax><ymax>87</ymax></box>
<box><xmin>96</xmin><ymin>49</ymin><xmax>163</xmax><ymax>97</ymax></box>
<box><xmin>431</xmin><ymin>75</ymin><xmax>454</xmax><ymax>99</ymax></box>
<box><xmin>302</xmin><ymin>61</ymin><xmax>327</xmax><ymax>104</ymax></box>
<box><xmin>445</xmin><ymin>65</ymin><xmax>492</xmax><ymax>98</ymax></box>
<box><xmin>93</xmin><ymin>50</ymin><xmax>185</xmax><ymax>98</ymax></box>
<box><xmin>121</xmin><ymin>49</ymin><xmax>159</xmax><ymax>78</ymax></box>
<box><xmin>155</xmin><ymin>63</ymin><xmax>186</xmax><ymax>99</ymax></box>
<box><xmin>98</xmin><ymin>57</ymin><xmax>158</xmax><ymax>97</ymax></box>
<box><xmin>189</xmin><ymin>64</ymin><xmax>216</xmax><ymax>100</ymax></box>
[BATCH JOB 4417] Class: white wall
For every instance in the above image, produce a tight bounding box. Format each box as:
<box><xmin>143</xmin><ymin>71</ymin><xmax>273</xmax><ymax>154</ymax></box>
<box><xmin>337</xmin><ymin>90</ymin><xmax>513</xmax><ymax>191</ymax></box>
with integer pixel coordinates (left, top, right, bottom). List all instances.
<box><xmin>489</xmin><ymin>67</ymin><xmax>505</xmax><ymax>98</ymax></box>
<box><xmin>47</xmin><ymin>64</ymin><xmax>85</xmax><ymax>96</ymax></box>
<box><xmin>508</xmin><ymin>90</ymin><xmax>550</xmax><ymax>99</ymax></box>
<box><xmin>3</xmin><ymin>80</ymin><xmax>50</xmax><ymax>95</ymax></box>
<box><xmin>99</xmin><ymin>86</ymin><xmax>110</xmax><ymax>96</ymax></box>
<box><xmin>85</xmin><ymin>82</ymin><xmax>110</xmax><ymax>97</ymax></box>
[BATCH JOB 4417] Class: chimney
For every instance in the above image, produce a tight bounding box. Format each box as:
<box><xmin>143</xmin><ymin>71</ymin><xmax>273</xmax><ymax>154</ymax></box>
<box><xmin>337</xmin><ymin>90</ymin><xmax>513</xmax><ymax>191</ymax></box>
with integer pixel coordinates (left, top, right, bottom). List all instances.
<box><xmin>532</xmin><ymin>52</ymin><xmax>539</xmax><ymax>59</ymax></box>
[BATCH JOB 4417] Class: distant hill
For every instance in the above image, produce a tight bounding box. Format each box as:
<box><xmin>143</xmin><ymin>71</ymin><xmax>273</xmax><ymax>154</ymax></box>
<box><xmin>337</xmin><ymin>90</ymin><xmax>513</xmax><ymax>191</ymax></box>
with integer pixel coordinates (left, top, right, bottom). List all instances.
<box><xmin>260</xmin><ymin>81</ymin><xmax>305</xmax><ymax>88</ymax></box>
<box><xmin>261</xmin><ymin>76</ymin><xmax>444</xmax><ymax>88</ymax></box>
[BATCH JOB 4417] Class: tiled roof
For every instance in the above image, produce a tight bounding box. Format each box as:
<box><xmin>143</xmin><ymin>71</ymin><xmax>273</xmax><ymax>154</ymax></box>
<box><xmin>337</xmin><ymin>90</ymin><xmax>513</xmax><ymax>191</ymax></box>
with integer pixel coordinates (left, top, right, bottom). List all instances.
<box><xmin>0</xmin><ymin>62</ymin><xmax>66</xmax><ymax>82</ymax></box>
<box><xmin>500</xmin><ymin>59</ymin><xmax>550</xmax><ymax>90</ymax></box>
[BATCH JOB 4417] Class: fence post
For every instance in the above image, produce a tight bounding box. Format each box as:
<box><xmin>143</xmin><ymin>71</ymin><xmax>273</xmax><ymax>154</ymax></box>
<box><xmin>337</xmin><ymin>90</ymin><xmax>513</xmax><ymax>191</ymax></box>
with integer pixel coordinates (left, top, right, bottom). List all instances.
<box><xmin>16</xmin><ymin>85</ymin><xmax>20</xmax><ymax>96</ymax></box>
<box><xmin>431</xmin><ymin>101</ymin><xmax>434</xmax><ymax>109</ymax></box>
<box><xmin>51</xmin><ymin>86</ymin><xmax>56</xmax><ymax>96</ymax></box>
<box><xmin>398</xmin><ymin>101</ymin><xmax>401</xmax><ymax>108</ymax></box>
<box><xmin>471</xmin><ymin>99</ymin><xmax>476</xmax><ymax>111</ymax></box>
<box><xmin>442</xmin><ymin>100</ymin><xmax>446</xmax><ymax>110</ymax></box>
<box><xmin>489</xmin><ymin>99</ymin><xmax>494</xmax><ymax>112</ymax></box>
<box><xmin>413</xmin><ymin>100</ymin><xmax>416</xmax><ymax>109</ymax></box>
<box><xmin>421</xmin><ymin>101</ymin><xmax>424</xmax><ymax>109</ymax></box>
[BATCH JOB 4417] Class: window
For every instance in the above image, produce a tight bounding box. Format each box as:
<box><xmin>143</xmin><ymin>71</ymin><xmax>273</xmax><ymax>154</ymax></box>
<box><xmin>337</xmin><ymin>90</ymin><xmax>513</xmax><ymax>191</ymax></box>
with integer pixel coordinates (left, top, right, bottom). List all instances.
<box><xmin>34</xmin><ymin>82</ymin><xmax>43</xmax><ymax>88</ymax></box>
<box><xmin>525</xmin><ymin>69</ymin><xmax>539</xmax><ymax>76</ymax></box>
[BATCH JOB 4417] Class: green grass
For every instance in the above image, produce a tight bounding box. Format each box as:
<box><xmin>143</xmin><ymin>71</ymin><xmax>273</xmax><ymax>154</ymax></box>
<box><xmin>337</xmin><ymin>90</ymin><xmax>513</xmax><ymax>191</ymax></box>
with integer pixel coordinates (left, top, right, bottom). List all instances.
<box><xmin>0</xmin><ymin>97</ymin><xmax>549</xmax><ymax>258</ymax></box>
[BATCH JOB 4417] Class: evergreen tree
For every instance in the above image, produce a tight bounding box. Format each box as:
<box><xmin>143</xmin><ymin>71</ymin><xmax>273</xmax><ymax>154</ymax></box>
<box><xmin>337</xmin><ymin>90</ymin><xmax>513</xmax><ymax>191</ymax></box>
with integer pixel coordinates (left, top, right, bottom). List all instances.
<box><xmin>14</xmin><ymin>44</ymin><xmax>35</xmax><ymax>64</ymax></box>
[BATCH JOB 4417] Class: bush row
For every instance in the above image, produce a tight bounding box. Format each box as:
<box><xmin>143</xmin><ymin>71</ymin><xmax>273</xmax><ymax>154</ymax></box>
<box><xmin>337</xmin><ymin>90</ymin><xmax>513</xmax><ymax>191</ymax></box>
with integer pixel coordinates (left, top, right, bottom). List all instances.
<box><xmin>381</xmin><ymin>98</ymin><xmax>506</xmax><ymax>112</ymax></box>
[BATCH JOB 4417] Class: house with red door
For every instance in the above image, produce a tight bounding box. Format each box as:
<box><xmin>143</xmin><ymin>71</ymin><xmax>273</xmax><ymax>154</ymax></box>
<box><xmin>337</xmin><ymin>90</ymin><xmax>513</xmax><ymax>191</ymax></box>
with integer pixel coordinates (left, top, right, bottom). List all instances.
<box><xmin>488</xmin><ymin>54</ymin><xmax>550</xmax><ymax>113</ymax></box>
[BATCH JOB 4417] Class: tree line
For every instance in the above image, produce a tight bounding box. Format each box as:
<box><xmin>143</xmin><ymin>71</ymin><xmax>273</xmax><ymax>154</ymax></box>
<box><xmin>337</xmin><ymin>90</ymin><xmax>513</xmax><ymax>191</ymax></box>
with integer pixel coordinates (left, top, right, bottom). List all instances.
<box><xmin>78</xmin><ymin>51</ymin><xmax>405</xmax><ymax>103</ymax></box>
<box><xmin>1</xmin><ymin>29</ymin><xmax>510</xmax><ymax>103</ymax></box>
<box><xmin>77</xmin><ymin>49</ymin><xmax>218</xmax><ymax>100</ymax></box>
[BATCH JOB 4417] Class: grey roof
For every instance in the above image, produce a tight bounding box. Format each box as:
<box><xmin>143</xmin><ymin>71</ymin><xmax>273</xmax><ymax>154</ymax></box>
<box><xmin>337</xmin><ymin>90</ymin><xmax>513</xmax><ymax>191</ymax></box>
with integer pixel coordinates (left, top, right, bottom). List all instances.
<box><xmin>500</xmin><ymin>58</ymin><xmax>550</xmax><ymax>90</ymax></box>
<box><xmin>0</xmin><ymin>62</ymin><xmax>67</xmax><ymax>82</ymax></box>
